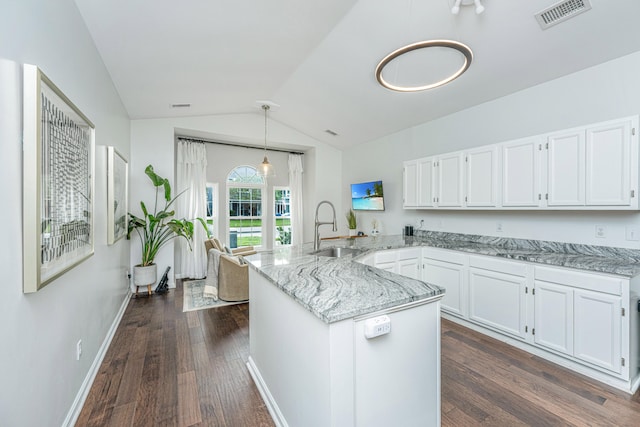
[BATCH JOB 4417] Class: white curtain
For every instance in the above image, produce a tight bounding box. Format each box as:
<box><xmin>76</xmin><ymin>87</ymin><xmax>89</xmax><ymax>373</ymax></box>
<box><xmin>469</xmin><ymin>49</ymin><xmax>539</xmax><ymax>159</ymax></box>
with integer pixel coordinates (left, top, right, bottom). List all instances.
<box><xmin>288</xmin><ymin>154</ymin><xmax>304</xmax><ymax>246</ymax></box>
<box><xmin>177</xmin><ymin>140</ymin><xmax>208</xmax><ymax>279</ymax></box>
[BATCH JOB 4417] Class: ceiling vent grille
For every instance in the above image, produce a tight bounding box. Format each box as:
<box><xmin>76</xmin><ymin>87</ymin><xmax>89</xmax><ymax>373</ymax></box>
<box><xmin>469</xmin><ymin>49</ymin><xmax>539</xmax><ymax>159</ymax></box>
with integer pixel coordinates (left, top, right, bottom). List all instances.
<box><xmin>535</xmin><ymin>0</ymin><xmax>592</xmax><ymax>30</ymax></box>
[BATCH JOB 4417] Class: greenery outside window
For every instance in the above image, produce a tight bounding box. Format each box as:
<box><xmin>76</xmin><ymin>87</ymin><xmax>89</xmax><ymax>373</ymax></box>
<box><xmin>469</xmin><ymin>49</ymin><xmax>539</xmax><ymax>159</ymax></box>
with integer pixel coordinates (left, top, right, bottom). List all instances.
<box><xmin>227</xmin><ymin>166</ymin><xmax>264</xmax><ymax>248</ymax></box>
<box><xmin>274</xmin><ymin>187</ymin><xmax>291</xmax><ymax>246</ymax></box>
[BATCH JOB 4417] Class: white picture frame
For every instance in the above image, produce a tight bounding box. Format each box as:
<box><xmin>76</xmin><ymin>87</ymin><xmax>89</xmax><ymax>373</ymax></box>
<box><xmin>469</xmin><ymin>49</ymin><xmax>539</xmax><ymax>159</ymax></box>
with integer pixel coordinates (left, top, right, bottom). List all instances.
<box><xmin>107</xmin><ymin>147</ymin><xmax>128</xmax><ymax>245</ymax></box>
<box><xmin>23</xmin><ymin>64</ymin><xmax>95</xmax><ymax>293</ymax></box>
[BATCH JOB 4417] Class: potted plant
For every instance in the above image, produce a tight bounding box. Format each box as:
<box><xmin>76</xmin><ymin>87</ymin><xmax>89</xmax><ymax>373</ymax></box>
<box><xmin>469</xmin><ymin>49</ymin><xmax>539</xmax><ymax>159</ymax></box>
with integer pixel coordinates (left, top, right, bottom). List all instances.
<box><xmin>128</xmin><ymin>165</ymin><xmax>207</xmax><ymax>289</ymax></box>
<box><xmin>346</xmin><ymin>209</ymin><xmax>357</xmax><ymax>237</ymax></box>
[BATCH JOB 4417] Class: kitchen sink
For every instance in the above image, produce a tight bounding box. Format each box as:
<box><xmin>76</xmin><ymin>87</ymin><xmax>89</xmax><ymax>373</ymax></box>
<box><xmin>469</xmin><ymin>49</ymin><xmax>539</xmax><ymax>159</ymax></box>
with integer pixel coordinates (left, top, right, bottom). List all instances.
<box><xmin>313</xmin><ymin>247</ymin><xmax>363</xmax><ymax>258</ymax></box>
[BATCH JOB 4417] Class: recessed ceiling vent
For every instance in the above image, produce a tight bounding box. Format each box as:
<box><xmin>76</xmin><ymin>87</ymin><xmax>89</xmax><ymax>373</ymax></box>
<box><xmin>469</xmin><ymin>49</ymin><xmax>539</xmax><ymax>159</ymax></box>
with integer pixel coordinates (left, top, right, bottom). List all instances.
<box><xmin>324</xmin><ymin>129</ymin><xmax>338</xmax><ymax>136</ymax></box>
<box><xmin>170</xmin><ymin>103</ymin><xmax>191</xmax><ymax>108</ymax></box>
<box><xmin>535</xmin><ymin>0</ymin><xmax>592</xmax><ymax>30</ymax></box>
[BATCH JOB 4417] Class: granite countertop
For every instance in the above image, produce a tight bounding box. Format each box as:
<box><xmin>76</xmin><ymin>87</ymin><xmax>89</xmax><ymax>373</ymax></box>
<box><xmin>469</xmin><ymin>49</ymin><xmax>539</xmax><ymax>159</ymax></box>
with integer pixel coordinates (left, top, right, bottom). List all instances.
<box><xmin>246</xmin><ymin>232</ymin><xmax>640</xmax><ymax>324</ymax></box>
<box><xmin>246</xmin><ymin>242</ymin><xmax>444</xmax><ymax>324</ymax></box>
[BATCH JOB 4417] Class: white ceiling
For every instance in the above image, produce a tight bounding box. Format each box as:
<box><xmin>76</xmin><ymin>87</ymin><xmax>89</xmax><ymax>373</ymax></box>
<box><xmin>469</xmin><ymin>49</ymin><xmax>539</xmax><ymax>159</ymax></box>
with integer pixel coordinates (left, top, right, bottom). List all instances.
<box><xmin>75</xmin><ymin>0</ymin><xmax>640</xmax><ymax>149</ymax></box>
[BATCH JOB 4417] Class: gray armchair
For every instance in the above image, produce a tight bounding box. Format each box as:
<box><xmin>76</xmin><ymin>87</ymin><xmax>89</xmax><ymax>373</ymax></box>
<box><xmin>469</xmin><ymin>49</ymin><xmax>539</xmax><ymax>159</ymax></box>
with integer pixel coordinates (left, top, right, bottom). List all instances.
<box><xmin>204</xmin><ymin>239</ymin><xmax>253</xmax><ymax>302</ymax></box>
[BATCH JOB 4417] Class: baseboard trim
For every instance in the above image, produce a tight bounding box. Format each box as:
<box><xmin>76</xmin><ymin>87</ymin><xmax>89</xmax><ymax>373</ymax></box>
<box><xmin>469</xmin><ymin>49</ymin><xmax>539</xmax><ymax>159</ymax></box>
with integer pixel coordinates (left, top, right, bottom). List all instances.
<box><xmin>247</xmin><ymin>356</ymin><xmax>288</xmax><ymax>427</ymax></box>
<box><xmin>62</xmin><ymin>291</ymin><xmax>132</xmax><ymax>427</ymax></box>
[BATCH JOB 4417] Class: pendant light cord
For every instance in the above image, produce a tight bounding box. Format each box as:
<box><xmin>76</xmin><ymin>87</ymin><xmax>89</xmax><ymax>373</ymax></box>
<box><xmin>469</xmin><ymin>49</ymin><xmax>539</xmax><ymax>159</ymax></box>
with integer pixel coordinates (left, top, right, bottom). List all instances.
<box><xmin>262</xmin><ymin>104</ymin><xmax>270</xmax><ymax>157</ymax></box>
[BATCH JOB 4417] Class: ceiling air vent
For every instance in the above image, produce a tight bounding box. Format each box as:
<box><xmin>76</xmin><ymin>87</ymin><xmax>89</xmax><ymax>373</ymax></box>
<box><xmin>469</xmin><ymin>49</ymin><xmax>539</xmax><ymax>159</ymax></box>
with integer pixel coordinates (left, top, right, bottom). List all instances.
<box><xmin>535</xmin><ymin>0</ymin><xmax>592</xmax><ymax>30</ymax></box>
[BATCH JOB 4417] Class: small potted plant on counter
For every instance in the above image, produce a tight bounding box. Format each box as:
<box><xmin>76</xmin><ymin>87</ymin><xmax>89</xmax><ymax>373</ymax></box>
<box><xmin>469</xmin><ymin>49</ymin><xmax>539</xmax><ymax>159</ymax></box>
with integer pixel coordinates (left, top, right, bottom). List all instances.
<box><xmin>128</xmin><ymin>165</ymin><xmax>208</xmax><ymax>294</ymax></box>
<box><xmin>346</xmin><ymin>209</ymin><xmax>357</xmax><ymax>237</ymax></box>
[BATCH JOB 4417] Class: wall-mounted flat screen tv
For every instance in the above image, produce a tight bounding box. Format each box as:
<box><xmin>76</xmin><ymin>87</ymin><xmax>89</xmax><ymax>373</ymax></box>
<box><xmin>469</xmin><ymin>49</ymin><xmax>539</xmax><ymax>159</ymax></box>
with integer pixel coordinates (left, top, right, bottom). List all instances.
<box><xmin>351</xmin><ymin>180</ymin><xmax>385</xmax><ymax>211</ymax></box>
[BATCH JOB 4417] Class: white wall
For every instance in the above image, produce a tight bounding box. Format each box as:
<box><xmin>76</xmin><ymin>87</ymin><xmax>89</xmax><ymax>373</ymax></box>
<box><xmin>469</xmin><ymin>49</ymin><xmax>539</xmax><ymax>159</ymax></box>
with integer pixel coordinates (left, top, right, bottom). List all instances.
<box><xmin>0</xmin><ymin>0</ymin><xmax>131</xmax><ymax>425</ymax></box>
<box><xmin>130</xmin><ymin>114</ymin><xmax>342</xmax><ymax>283</ymax></box>
<box><xmin>343</xmin><ymin>50</ymin><xmax>640</xmax><ymax>249</ymax></box>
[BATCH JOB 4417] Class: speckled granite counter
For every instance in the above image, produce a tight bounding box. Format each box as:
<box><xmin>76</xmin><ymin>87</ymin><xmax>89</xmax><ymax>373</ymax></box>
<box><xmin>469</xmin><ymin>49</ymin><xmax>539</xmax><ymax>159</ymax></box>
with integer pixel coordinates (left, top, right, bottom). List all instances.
<box><xmin>246</xmin><ymin>232</ymin><xmax>640</xmax><ymax>324</ymax></box>
<box><xmin>246</xmin><ymin>241</ymin><xmax>444</xmax><ymax>324</ymax></box>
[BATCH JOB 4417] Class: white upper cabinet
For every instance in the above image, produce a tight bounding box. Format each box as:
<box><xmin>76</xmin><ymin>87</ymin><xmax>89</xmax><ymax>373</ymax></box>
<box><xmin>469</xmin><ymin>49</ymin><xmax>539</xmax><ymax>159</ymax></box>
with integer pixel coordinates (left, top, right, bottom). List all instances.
<box><xmin>417</xmin><ymin>157</ymin><xmax>435</xmax><ymax>207</ymax></box>
<box><xmin>466</xmin><ymin>146</ymin><xmax>498</xmax><ymax>207</ymax></box>
<box><xmin>403</xmin><ymin>160</ymin><xmax>418</xmax><ymax>208</ymax></box>
<box><xmin>437</xmin><ymin>152</ymin><xmax>464</xmax><ymax>207</ymax></box>
<box><xmin>586</xmin><ymin>119</ymin><xmax>633</xmax><ymax>206</ymax></box>
<box><xmin>402</xmin><ymin>115</ymin><xmax>638</xmax><ymax>210</ymax></box>
<box><xmin>502</xmin><ymin>138</ymin><xmax>541</xmax><ymax>207</ymax></box>
<box><xmin>547</xmin><ymin>129</ymin><xmax>585</xmax><ymax>206</ymax></box>
<box><xmin>403</xmin><ymin>157</ymin><xmax>435</xmax><ymax>208</ymax></box>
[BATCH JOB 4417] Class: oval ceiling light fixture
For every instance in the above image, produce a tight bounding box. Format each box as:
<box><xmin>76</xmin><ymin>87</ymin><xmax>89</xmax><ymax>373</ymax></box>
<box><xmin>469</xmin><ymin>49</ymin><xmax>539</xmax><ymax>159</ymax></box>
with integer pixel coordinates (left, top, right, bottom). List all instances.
<box><xmin>375</xmin><ymin>40</ymin><xmax>473</xmax><ymax>92</ymax></box>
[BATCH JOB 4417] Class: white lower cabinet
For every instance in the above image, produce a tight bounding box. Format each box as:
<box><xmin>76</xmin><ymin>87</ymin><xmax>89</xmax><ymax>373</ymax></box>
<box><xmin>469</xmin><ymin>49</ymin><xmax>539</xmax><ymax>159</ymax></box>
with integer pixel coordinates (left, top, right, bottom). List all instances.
<box><xmin>374</xmin><ymin>250</ymin><xmax>397</xmax><ymax>273</ymax></box>
<box><xmin>573</xmin><ymin>289</ymin><xmax>622</xmax><ymax>373</ymax></box>
<box><xmin>422</xmin><ymin>248</ymin><xmax>467</xmax><ymax>317</ymax></box>
<box><xmin>468</xmin><ymin>256</ymin><xmax>529</xmax><ymax>339</ymax></box>
<box><xmin>534</xmin><ymin>266</ymin><xmax>625</xmax><ymax>375</ymax></box>
<box><xmin>396</xmin><ymin>248</ymin><xmax>421</xmax><ymax>280</ymax></box>
<box><xmin>360</xmin><ymin>245</ymin><xmax>638</xmax><ymax>391</ymax></box>
<box><xmin>533</xmin><ymin>280</ymin><xmax>574</xmax><ymax>355</ymax></box>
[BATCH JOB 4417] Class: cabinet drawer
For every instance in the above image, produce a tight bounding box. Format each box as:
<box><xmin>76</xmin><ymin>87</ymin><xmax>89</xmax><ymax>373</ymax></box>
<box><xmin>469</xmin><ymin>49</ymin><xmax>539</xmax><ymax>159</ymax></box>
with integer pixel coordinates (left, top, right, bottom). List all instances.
<box><xmin>397</xmin><ymin>248</ymin><xmax>421</xmax><ymax>261</ymax></box>
<box><xmin>375</xmin><ymin>250</ymin><xmax>397</xmax><ymax>264</ymax></box>
<box><xmin>422</xmin><ymin>248</ymin><xmax>466</xmax><ymax>265</ymax></box>
<box><xmin>534</xmin><ymin>266</ymin><xmax>622</xmax><ymax>295</ymax></box>
<box><xmin>469</xmin><ymin>255</ymin><xmax>527</xmax><ymax>277</ymax></box>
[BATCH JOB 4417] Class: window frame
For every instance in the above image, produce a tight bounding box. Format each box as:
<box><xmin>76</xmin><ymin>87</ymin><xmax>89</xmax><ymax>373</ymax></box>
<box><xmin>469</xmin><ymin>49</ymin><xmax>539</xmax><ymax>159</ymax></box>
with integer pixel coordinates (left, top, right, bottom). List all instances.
<box><xmin>274</xmin><ymin>186</ymin><xmax>292</xmax><ymax>247</ymax></box>
<box><xmin>226</xmin><ymin>166</ymin><xmax>265</xmax><ymax>249</ymax></box>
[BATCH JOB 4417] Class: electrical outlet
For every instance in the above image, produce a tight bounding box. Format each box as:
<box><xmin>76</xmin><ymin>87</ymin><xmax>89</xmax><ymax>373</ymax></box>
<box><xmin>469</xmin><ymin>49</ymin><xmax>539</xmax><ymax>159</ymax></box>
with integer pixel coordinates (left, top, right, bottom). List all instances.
<box><xmin>496</xmin><ymin>222</ymin><xmax>503</xmax><ymax>232</ymax></box>
<box><xmin>76</xmin><ymin>339</ymin><xmax>82</xmax><ymax>361</ymax></box>
<box><xmin>626</xmin><ymin>227</ymin><xmax>640</xmax><ymax>241</ymax></box>
<box><xmin>595</xmin><ymin>225</ymin><xmax>607</xmax><ymax>238</ymax></box>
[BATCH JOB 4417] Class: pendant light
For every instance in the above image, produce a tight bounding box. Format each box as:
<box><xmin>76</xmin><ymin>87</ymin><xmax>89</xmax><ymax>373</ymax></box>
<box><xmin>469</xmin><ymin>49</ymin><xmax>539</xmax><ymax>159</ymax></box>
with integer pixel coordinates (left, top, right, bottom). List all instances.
<box><xmin>257</xmin><ymin>104</ymin><xmax>276</xmax><ymax>178</ymax></box>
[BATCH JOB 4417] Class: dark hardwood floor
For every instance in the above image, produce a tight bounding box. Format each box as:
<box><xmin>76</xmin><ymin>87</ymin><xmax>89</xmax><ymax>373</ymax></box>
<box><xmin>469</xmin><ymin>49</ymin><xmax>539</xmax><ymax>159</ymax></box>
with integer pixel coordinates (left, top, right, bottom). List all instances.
<box><xmin>77</xmin><ymin>281</ymin><xmax>640</xmax><ymax>426</ymax></box>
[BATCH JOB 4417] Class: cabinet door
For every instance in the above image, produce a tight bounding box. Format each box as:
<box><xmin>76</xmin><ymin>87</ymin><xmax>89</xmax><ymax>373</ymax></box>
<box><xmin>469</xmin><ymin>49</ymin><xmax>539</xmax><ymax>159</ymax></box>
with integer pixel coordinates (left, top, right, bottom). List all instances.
<box><xmin>547</xmin><ymin>130</ymin><xmax>585</xmax><ymax>206</ymax></box>
<box><xmin>437</xmin><ymin>152</ymin><xmax>464</xmax><ymax>207</ymax></box>
<box><xmin>534</xmin><ymin>281</ymin><xmax>574</xmax><ymax>356</ymax></box>
<box><xmin>465</xmin><ymin>146</ymin><xmax>498</xmax><ymax>207</ymax></box>
<box><xmin>574</xmin><ymin>289</ymin><xmax>622</xmax><ymax>373</ymax></box>
<box><xmin>586</xmin><ymin>120</ymin><xmax>631</xmax><ymax>206</ymax></box>
<box><xmin>502</xmin><ymin>139</ymin><xmax>541</xmax><ymax>207</ymax></box>
<box><xmin>417</xmin><ymin>157</ymin><xmax>435</xmax><ymax>207</ymax></box>
<box><xmin>397</xmin><ymin>248</ymin><xmax>421</xmax><ymax>279</ymax></box>
<box><xmin>403</xmin><ymin>161</ymin><xmax>418</xmax><ymax>208</ymax></box>
<box><xmin>469</xmin><ymin>267</ymin><xmax>527</xmax><ymax>339</ymax></box>
<box><xmin>423</xmin><ymin>257</ymin><xmax>466</xmax><ymax>317</ymax></box>
<box><xmin>398</xmin><ymin>258</ymin><xmax>420</xmax><ymax>280</ymax></box>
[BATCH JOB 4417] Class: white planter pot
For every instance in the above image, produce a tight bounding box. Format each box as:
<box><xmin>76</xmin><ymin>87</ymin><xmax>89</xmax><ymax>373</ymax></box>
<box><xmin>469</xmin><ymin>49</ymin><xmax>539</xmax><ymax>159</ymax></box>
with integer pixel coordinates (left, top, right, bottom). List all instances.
<box><xmin>349</xmin><ymin>229</ymin><xmax>357</xmax><ymax>237</ymax></box>
<box><xmin>134</xmin><ymin>264</ymin><xmax>157</xmax><ymax>286</ymax></box>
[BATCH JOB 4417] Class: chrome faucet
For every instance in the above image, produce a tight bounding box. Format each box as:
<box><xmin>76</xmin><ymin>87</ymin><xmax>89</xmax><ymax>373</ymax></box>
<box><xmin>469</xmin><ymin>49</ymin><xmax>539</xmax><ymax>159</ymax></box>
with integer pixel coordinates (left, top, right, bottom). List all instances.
<box><xmin>314</xmin><ymin>200</ymin><xmax>337</xmax><ymax>250</ymax></box>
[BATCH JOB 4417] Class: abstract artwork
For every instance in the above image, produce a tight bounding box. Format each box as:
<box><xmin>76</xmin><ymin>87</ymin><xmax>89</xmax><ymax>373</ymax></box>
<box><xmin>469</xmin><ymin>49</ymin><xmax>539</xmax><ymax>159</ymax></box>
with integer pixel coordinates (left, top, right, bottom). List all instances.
<box><xmin>23</xmin><ymin>64</ymin><xmax>95</xmax><ymax>293</ymax></box>
<box><xmin>107</xmin><ymin>147</ymin><xmax>128</xmax><ymax>245</ymax></box>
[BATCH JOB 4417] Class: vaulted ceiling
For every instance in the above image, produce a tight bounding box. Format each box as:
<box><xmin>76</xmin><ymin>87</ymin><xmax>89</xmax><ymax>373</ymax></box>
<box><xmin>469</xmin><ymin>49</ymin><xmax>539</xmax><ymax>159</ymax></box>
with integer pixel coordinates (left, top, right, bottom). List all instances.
<box><xmin>75</xmin><ymin>0</ymin><xmax>640</xmax><ymax>149</ymax></box>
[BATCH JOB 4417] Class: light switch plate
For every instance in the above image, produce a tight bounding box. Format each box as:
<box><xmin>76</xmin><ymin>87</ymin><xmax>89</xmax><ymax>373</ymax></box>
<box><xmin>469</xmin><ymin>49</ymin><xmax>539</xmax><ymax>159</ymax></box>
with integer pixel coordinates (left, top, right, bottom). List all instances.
<box><xmin>626</xmin><ymin>227</ymin><xmax>640</xmax><ymax>241</ymax></box>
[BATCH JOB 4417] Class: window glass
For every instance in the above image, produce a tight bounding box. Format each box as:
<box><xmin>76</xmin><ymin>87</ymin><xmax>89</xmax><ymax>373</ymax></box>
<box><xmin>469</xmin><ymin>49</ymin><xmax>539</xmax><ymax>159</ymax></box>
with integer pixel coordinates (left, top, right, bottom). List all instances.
<box><xmin>227</xmin><ymin>166</ymin><xmax>264</xmax><ymax>248</ymax></box>
<box><xmin>274</xmin><ymin>188</ymin><xmax>291</xmax><ymax>246</ymax></box>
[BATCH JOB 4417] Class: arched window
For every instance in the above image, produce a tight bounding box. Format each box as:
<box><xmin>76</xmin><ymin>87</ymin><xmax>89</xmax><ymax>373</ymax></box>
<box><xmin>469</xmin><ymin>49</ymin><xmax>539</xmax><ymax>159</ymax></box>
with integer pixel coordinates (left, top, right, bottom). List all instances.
<box><xmin>227</xmin><ymin>166</ymin><xmax>264</xmax><ymax>248</ymax></box>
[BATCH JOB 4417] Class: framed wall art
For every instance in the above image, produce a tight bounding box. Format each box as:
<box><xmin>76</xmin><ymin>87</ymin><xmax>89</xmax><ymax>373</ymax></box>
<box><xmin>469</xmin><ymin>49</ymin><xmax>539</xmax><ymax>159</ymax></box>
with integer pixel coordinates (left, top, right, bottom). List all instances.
<box><xmin>23</xmin><ymin>64</ymin><xmax>95</xmax><ymax>293</ymax></box>
<box><xmin>107</xmin><ymin>146</ymin><xmax>128</xmax><ymax>245</ymax></box>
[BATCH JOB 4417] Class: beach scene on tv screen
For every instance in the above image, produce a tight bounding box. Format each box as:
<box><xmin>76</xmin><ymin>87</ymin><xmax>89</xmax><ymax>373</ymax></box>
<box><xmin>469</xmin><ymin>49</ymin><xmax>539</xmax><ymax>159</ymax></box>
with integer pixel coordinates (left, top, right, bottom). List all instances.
<box><xmin>351</xmin><ymin>181</ymin><xmax>384</xmax><ymax>210</ymax></box>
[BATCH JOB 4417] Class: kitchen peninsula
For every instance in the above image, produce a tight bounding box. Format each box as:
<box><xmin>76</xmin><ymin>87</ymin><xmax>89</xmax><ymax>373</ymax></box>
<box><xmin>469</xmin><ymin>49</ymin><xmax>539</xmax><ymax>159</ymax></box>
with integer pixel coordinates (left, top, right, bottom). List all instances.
<box><xmin>246</xmin><ymin>232</ymin><xmax>640</xmax><ymax>426</ymax></box>
<box><xmin>246</xmin><ymin>239</ymin><xmax>445</xmax><ymax>427</ymax></box>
